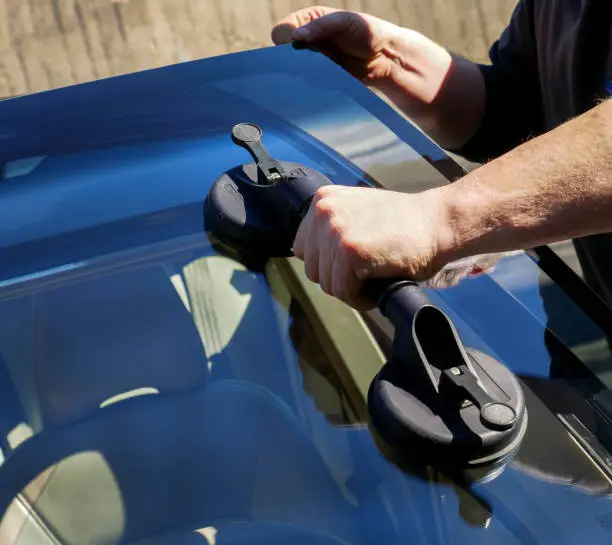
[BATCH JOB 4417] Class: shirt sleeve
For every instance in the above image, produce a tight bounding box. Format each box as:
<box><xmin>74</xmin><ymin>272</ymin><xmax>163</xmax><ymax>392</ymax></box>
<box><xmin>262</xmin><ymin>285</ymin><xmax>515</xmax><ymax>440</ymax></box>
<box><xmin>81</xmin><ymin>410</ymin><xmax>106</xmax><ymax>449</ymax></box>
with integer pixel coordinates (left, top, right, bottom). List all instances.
<box><xmin>454</xmin><ymin>0</ymin><xmax>544</xmax><ymax>163</ymax></box>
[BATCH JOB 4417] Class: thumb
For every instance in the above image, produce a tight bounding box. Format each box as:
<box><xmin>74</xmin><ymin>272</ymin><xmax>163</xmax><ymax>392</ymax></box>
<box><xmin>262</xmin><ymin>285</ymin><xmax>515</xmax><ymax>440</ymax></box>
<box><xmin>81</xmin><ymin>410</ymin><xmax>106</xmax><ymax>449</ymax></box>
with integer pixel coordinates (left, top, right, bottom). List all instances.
<box><xmin>271</xmin><ymin>6</ymin><xmax>348</xmax><ymax>44</ymax></box>
<box><xmin>292</xmin><ymin>11</ymin><xmax>362</xmax><ymax>43</ymax></box>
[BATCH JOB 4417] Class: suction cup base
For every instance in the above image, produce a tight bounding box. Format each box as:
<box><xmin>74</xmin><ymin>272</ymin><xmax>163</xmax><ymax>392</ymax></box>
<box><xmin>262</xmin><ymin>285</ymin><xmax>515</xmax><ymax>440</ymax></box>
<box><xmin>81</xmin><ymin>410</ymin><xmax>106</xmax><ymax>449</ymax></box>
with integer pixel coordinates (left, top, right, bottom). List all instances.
<box><xmin>205</xmin><ymin>161</ymin><xmax>333</xmax><ymax>260</ymax></box>
<box><xmin>368</xmin><ymin>348</ymin><xmax>528</xmax><ymax>470</ymax></box>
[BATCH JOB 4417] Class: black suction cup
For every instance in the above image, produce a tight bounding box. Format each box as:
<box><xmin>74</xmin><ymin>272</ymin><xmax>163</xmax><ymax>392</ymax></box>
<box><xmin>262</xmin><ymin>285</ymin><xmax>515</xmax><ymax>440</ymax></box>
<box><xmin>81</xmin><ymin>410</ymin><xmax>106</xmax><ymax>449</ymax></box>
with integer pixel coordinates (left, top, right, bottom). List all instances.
<box><xmin>367</xmin><ymin>282</ymin><xmax>528</xmax><ymax>470</ymax></box>
<box><xmin>204</xmin><ymin>123</ymin><xmax>332</xmax><ymax>259</ymax></box>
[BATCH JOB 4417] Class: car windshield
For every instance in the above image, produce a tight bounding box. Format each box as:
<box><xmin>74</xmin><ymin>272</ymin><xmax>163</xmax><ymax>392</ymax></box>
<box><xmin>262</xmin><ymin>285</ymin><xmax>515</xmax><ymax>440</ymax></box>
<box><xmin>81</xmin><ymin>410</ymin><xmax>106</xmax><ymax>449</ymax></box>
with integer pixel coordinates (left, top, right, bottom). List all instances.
<box><xmin>1</xmin><ymin>45</ymin><xmax>612</xmax><ymax>545</ymax></box>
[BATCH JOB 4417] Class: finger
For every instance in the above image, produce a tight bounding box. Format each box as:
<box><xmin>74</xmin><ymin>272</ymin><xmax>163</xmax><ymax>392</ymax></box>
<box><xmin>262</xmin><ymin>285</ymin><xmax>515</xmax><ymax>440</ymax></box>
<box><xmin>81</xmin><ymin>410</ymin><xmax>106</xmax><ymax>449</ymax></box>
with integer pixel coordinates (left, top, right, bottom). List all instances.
<box><xmin>271</xmin><ymin>6</ymin><xmax>340</xmax><ymax>44</ymax></box>
<box><xmin>292</xmin><ymin>212</ymin><xmax>310</xmax><ymax>260</ymax></box>
<box><xmin>292</xmin><ymin>11</ymin><xmax>360</xmax><ymax>44</ymax></box>
<box><xmin>304</xmin><ymin>237</ymin><xmax>320</xmax><ymax>284</ymax></box>
<box><xmin>316</xmin><ymin>43</ymin><xmax>369</xmax><ymax>79</ymax></box>
<box><xmin>294</xmin><ymin>207</ymin><xmax>320</xmax><ymax>283</ymax></box>
<box><xmin>332</xmin><ymin>264</ymin><xmax>374</xmax><ymax>311</ymax></box>
<box><xmin>318</xmin><ymin>238</ymin><xmax>336</xmax><ymax>295</ymax></box>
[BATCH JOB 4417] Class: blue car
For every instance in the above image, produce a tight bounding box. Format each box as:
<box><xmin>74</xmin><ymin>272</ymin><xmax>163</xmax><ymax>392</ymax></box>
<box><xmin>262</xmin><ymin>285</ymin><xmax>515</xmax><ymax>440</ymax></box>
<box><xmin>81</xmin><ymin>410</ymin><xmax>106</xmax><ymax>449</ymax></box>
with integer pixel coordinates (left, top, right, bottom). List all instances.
<box><xmin>0</xmin><ymin>44</ymin><xmax>611</xmax><ymax>545</ymax></box>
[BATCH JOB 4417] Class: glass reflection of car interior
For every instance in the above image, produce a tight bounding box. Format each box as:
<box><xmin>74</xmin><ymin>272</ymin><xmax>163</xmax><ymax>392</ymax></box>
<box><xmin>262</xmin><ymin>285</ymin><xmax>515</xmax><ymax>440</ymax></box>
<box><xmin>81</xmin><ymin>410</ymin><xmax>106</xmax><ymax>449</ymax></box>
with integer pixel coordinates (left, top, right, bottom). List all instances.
<box><xmin>1</xmin><ymin>45</ymin><xmax>612</xmax><ymax>545</ymax></box>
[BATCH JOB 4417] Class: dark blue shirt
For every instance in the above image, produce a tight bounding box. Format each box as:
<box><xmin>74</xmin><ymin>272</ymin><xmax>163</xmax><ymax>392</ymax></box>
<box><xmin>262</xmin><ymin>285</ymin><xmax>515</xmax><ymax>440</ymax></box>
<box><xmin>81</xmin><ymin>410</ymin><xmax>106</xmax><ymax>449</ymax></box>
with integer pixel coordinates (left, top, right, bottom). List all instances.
<box><xmin>459</xmin><ymin>0</ymin><xmax>612</xmax><ymax>303</ymax></box>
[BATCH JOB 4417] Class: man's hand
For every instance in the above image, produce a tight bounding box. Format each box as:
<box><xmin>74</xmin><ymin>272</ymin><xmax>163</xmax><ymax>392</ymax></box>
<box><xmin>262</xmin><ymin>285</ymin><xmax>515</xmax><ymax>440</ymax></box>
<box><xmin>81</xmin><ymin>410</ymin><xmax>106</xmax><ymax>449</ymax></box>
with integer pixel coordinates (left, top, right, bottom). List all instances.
<box><xmin>293</xmin><ymin>100</ymin><xmax>612</xmax><ymax>312</ymax></box>
<box><xmin>293</xmin><ymin>185</ymin><xmax>451</xmax><ymax>310</ymax></box>
<box><xmin>271</xmin><ymin>6</ymin><xmax>485</xmax><ymax>148</ymax></box>
<box><xmin>272</xmin><ymin>6</ymin><xmax>426</xmax><ymax>89</ymax></box>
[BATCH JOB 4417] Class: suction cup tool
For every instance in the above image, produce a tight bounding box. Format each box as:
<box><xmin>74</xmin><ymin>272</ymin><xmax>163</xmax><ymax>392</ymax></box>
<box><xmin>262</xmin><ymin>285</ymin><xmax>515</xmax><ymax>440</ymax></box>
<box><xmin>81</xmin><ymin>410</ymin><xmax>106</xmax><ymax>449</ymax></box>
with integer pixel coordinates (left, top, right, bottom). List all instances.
<box><xmin>205</xmin><ymin>122</ymin><xmax>527</xmax><ymax>473</ymax></box>
<box><xmin>204</xmin><ymin>123</ymin><xmax>332</xmax><ymax>258</ymax></box>
<box><xmin>367</xmin><ymin>282</ymin><xmax>528</xmax><ymax>468</ymax></box>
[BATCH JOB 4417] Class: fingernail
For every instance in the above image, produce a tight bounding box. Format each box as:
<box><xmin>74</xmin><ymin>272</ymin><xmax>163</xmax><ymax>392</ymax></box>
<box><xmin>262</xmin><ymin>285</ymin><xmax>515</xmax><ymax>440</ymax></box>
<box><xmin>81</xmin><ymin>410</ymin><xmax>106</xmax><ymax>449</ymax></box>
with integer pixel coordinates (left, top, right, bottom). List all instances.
<box><xmin>293</xmin><ymin>27</ymin><xmax>311</xmax><ymax>41</ymax></box>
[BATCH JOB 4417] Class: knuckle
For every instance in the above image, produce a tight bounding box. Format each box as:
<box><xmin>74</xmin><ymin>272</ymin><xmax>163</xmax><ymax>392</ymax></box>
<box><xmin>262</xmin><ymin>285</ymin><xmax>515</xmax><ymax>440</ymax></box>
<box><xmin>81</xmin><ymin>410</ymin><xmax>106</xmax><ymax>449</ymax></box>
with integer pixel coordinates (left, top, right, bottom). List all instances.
<box><xmin>327</xmin><ymin>217</ymin><xmax>344</xmax><ymax>237</ymax></box>
<box><xmin>315</xmin><ymin>185</ymin><xmax>335</xmax><ymax>199</ymax></box>
<box><xmin>338</xmin><ymin>235</ymin><xmax>365</xmax><ymax>262</ymax></box>
<box><xmin>314</xmin><ymin>196</ymin><xmax>333</xmax><ymax>217</ymax></box>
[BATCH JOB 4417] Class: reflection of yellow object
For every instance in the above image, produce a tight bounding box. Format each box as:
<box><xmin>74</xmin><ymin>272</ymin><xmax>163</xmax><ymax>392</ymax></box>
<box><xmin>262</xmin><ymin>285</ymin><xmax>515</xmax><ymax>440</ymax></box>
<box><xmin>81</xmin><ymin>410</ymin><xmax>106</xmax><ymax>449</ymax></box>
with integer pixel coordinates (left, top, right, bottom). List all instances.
<box><xmin>3</xmin><ymin>156</ymin><xmax>46</xmax><ymax>179</ymax></box>
<box><xmin>182</xmin><ymin>255</ymin><xmax>254</xmax><ymax>359</ymax></box>
<box><xmin>0</xmin><ymin>451</ymin><xmax>125</xmax><ymax>545</ymax></box>
<box><xmin>6</xmin><ymin>423</ymin><xmax>34</xmax><ymax>450</ymax></box>
<box><xmin>169</xmin><ymin>274</ymin><xmax>191</xmax><ymax>312</ymax></box>
<box><xmin>196</xmin><ymin>526</ymin><xmax>218</xmax><ymax>544</ymax></box>
<box><xmin>0</xmin><ymin>249</ymin><xmax>389</xmax><ymax>545</ymax></box>
<box><xmin>100</xmin><ymin>387</ymin><xmax>160</xmax><ymax>409</ymax></box>
<box><xmin>273</xmin><ymin>257</ymin><xmax>385</xmax><ymax>418</ymax></box>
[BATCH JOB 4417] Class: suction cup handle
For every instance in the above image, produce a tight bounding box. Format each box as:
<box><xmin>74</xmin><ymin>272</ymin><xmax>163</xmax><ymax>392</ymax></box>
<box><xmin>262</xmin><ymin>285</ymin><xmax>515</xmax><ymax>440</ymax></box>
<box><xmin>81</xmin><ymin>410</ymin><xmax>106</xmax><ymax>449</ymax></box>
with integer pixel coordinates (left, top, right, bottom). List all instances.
<box><xmin>443</xmin><ymin>367</ymin><xmax>517</xmax><ymax>431</ymax></box>
<box><xmin>364</xmin><ymin>278</ymin><xmax>517</xmax><ymax>432</ymax></box>
<box><xmin>230</xmin><ymin>123</ymin><xmax>330</xmax><ymax>227</ymax></box>
<box><xmin>232</xmin><ymin>123</ymin><xmax>288</xmax><ymax>185</ymax></box>
<box><xmin>363</xmin><ymin>278</ymin><xmax>430</xmax><ymax>317</ymax></box>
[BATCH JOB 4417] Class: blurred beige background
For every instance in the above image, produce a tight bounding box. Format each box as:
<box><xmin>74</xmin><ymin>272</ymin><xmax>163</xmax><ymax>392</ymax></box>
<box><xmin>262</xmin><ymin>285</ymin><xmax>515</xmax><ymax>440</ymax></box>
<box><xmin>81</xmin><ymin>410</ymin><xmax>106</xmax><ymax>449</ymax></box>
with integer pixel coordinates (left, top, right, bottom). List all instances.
<box><xmin>0</xmin><ymin>0</ymin><xmax>517</xmax><ymax>97</ymax></box>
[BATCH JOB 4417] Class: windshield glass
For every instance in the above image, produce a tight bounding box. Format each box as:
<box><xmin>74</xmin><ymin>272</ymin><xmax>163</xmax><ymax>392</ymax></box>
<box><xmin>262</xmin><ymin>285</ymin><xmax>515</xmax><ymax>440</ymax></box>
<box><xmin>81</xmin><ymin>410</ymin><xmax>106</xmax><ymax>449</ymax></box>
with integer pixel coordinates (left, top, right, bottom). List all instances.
<box><xmin>0</xmin><ymin>45</ymin><xmax>612</xmax><ymax>545</ymax></box>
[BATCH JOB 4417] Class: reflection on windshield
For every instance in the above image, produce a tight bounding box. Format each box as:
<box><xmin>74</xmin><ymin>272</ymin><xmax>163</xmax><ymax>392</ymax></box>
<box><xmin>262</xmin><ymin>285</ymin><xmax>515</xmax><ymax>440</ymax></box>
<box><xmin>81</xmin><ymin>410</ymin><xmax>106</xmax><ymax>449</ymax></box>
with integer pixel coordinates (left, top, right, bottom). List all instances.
<box><xmin>1</xmin><ymin>236</ymin><xmax>612</xmax><ymax>545</ymax></box>
<box><xmin>0</xmin><ymin>239</ymin><xmax>368</xmax><ymax>545</ymax></box>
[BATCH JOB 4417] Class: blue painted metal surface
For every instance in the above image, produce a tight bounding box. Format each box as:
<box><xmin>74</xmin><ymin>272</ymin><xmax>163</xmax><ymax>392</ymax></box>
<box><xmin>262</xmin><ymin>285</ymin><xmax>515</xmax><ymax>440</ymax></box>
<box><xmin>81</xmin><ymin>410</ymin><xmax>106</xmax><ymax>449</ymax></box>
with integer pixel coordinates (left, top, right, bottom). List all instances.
<box><xmin>0</xmin><ymin>45</ymin><xmax>611</xmax><ymax>544</ymax></box>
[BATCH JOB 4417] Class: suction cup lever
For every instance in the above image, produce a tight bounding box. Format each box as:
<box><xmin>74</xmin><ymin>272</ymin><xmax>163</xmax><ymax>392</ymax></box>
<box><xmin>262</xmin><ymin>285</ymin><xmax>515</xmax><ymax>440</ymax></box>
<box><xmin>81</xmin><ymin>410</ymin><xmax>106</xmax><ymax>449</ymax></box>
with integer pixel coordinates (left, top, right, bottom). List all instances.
<box><xmin>231</xmin><ymin>123</ymin><xmax>288</xmax><ymax>185</ymax></box>
<box><xmin>443</xmin><ymin>366</ymin><xmax>517</xmax><ymax>431</ymax></box>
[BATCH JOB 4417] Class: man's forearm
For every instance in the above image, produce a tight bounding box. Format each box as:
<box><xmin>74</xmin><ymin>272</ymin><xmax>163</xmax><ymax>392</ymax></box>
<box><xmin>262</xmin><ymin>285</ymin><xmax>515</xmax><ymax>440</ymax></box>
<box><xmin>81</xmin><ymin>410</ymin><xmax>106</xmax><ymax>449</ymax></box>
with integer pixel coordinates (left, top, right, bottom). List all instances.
<box><xmin>374</xmin><ymin>29</ymin><xmax>486</xmax><ymax>150</ymax></box>
<box><xmin>432</xmin><ymin>98</ymin><xmax>612</xmax><ymax>262</ymax></box>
